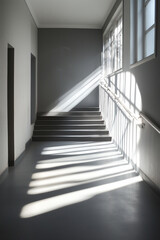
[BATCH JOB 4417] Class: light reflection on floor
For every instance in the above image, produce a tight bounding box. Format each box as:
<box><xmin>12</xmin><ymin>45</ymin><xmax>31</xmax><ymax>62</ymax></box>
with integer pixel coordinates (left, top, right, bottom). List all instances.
<box><xmin>20</xmin><ymin>141</ymin><xmax>142</xmax><ymax>218</ymax></box>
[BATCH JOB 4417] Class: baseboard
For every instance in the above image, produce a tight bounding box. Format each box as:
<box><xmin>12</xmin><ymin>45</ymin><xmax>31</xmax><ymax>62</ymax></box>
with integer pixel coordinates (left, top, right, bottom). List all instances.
<box><xmin>0</xmin><ymin>138</ymin><xmax>32</xmax><ymax>184</ymax></box>
<box><xmin>15</xmin><ymin>138</ymin><xmax>32</xmax><ymax>166</ymax></box>
<box><xmin>139</xmin><ymin>169</ymin><xmax>160</xmax><ymax>197</ymax></box>
<box><xmin>112</xmin><ymin>141</ymin><xmax>160</xmax><ymax>197</ymax></box>
<box><xmin>129</xmin><ymin>157</ymin><xmax>160</xmax><ymax>197</ymax></box>
<box><xmin>0</xmin><ymin>169</ymin><xmax>9</xmax><ymax>184</ymax></box>
<box><xmin>25</xmin><ymin>138</ymin><xmax>32</xmax><ymax>150</ymax></box>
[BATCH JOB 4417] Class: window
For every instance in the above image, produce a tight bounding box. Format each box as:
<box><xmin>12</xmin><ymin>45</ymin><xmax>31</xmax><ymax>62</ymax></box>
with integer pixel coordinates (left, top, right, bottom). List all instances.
<box><xmin>103</xmin><ymin>16</ymin><xmax>123</xmax><ymax>76</ymax></box>
<box><xmin>130</xmin><ymin>0</ymin><xmax>156</xmax><ymax>65</ymax></box>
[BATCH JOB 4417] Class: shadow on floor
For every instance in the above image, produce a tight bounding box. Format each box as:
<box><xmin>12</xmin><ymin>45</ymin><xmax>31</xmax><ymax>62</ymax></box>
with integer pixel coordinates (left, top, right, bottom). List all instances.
<box><xmin>0</xmin><ymin>141</ymin><xmax>160</xmax><ymax>240</ymax></box>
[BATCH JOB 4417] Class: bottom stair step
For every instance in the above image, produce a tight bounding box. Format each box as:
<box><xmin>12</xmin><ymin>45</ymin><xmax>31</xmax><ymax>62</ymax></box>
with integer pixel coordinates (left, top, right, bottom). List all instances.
<box><xmin>33</xmin><ymin>130</ymin><xmax>109</xmax><ymax>135</ymax></box>
<box><xmin>32</xmin><ymin>135</ymin><xmax>112</xmax><ymax>141</ymax></box>
<box><xmin>35</xmin><ymin>124</ymin><xmax>106</xmax><ymax>130</ymax></box>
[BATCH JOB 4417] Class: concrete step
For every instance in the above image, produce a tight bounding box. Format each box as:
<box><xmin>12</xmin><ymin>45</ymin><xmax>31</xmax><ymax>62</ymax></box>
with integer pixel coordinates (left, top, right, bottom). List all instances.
<box><xmin>32</xmin><ymin>135</ymin><xmax>112</xmax><ymax>141</ymax></box>
<box><xmin>33</xmin><ymin>129</ymin><xmax>109</xmax><ymax>135</ymax></box>
<box><xmin>72</xmin><ymin>107</ymin><xmax>99</xmax><ymax>111</ymax></box>
<box><xmin>36</xmin><ymin>120</ymin><xmax>105</xmax><ymax>125</ymax></box>
<box><xmin>34</xmin><ymin>124</ymin><xmax>106</xmax><ymax>130</ymax></box>
<box><xmin>33</xmin><ymin>109</ymin><xmax>111</xmax><ymax>142</ymax></box>
<box><xmin>37</xmin><ymin>111</ymin><xmax>101</xmax><ymax>116</ymax></box>
<box><xmin>37</xmin><ymin>115</ymin><xmax>102</xmax><ymax>120</ymax></box>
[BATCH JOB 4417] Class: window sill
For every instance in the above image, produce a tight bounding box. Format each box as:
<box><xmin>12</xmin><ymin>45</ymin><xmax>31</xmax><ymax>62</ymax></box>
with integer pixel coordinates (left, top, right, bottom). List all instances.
<box><xmin>130</xmin><ymin>54</ymin><xmax>156</xmax><ymax>69</ymax></box>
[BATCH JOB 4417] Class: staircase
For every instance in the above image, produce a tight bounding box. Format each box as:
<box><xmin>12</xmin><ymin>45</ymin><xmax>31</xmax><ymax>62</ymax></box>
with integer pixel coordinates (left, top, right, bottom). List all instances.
<box><xmin>32</xmin><ymin>108</ymin><xmax>111</xmax><ymax>141</ymax></box>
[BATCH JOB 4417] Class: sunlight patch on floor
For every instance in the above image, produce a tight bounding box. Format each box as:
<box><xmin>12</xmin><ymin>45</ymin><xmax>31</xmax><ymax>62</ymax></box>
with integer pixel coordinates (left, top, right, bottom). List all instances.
<box><xmin>36</xmin><ymin>154</ymin><xmax>123</xmax><ymax>170</ymax></box>
<box><xmin>42</xmin><ymin>141</ymin><xmax>114</xmax><ymax>152</ymax></box>
<box><xmin>21</xmin><ymin>176</ymin><xmax>142</xmax><ymax>218</ymax></box>
<box><xmin>41</xmin><ymin>146</ymin><xmax>118</xmax><ymax>156</ymax></box>
<box><xmin>29</xmin><ymin>164</ymin><xmax>133</xmax><ymax>188</ymax></box>
<box><xmin>28</xmin><ymin>170</ymin><xmax>135</xmax><ymax>195</ymax></box>
<box><xmin>32</xmin><ymin>159</ymin><xmax>128</xmax><ymax>180</ymax></box>
<box><xmin>20</xmin><ymin>141</ymin><xmax>142</xmax><ymax>219</ymax></box>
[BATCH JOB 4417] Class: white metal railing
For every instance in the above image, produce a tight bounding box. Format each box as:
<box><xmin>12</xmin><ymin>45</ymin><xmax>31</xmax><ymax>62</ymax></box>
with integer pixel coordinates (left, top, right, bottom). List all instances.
<box><xmin>100</xmin><ymin>81</ymin><xmax>160</xmax><ymax>134</ymax></box>
<box><xmin>140</xmin><ymin>113</ymin><xmax>160</xmax><ymax>134</ymax></box>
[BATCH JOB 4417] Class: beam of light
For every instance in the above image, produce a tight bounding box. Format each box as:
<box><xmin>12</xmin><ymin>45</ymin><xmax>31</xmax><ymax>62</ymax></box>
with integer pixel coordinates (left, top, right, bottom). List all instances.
<box><xmin>38</xmin><ymin>151</ymin><xmax>122</xmax><ymax>165</ymax></box>
<box><xmin>29</xmin><ymin>164</ymin><xmax>133</xmax><ymax>188</ymax></box>
<box><xmin>28</xmin><ymin>170</ymin><xmax>135</xmax><ymax>195</ymax></box>
<box><xmin>21</xmin><ymin>176</ymin><xmax>142</xmax><ymax>218</ymax></box>
<box><xmin>36</xmin><ymin>154</ymin><xmax>124</xmax><ymax>170</ymax></box>
<box><xmin>41</xmin><ymin>146</ymin><xmax>118</xmax><ymax>156</ymax></box>
<box><xmin>32</xmin><ymin>159</ymin><xmax>127</xmax><ymax>180</ymax></box>
<box><xmin>48</xmin><ymin>67</ymin><xmax>102</xmax><ymax>112</ymax></box>
<box><xmin>36</xmin><ymin>152</ymin><xmax>123</xmax><ymax>166</ymax></box>
<box><xmin>42</xmin><ymin>141</ymin><xmax>114</xmax><ymax>152</ymax></box>
<box><xmin>40</xmin><ymin>151</ymin><xmax>120</xmax><ymax>163</ymax></box>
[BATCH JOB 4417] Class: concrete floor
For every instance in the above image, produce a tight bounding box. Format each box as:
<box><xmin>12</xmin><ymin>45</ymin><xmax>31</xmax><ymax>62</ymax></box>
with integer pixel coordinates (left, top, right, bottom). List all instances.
<box><xmin>0</xmin><ymin>141</ymin><xmax>160</xmax><ymax>240</ymax></box>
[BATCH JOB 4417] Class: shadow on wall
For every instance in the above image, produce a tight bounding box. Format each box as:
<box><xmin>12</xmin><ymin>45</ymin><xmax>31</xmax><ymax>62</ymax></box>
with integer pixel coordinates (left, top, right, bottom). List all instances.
<box><xmin>43</xmin><ymin>67</ymin><xmax>102</xmax><ymax>113</ymax></box>
<box><xmin>100</xmin><ymin>71</ymin><xmax>143</xmax><ymax>170</ymax></box>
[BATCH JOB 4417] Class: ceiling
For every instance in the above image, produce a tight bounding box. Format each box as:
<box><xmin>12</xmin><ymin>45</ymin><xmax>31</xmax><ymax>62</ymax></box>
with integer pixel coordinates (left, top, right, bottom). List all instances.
<box><xmin>25</xmin><ymin>0</ymin><xmax>116</xmax><ymax>29</ymax></box>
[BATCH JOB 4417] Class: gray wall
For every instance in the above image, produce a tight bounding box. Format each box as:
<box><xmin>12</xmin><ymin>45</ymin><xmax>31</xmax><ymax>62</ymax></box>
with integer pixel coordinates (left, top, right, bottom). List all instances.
<box><xmin>0</xmin><ymin>0</ymin><xmax>37</xmax><ymax>175</ymax></box>
<box><xmin>123</xmin><ymin>0</ymin><xmax>160</xmax><ymax>188</ymax></box>
<box><xmin>100</xmin><ymin>0</ymin><xmax>160</xmax><ymax>190</ymax></box>
<box><xmin>123</xmin><ymin>0</ymin><xmax>160</xmax><ymax>126</ymax></box>
<box><xmin>38</xmin><ymin>29</ymin><xmax>102</xmax><ymax>112</ymax></box>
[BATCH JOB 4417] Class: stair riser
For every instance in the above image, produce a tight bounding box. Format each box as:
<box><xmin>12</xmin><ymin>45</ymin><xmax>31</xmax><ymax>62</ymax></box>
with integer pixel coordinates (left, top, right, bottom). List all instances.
<box><xmin>37</xmin><ymin>116</ymin><xmax>102</xmax><ymax>120</ymax></box>
<box><xmin>37</xmin><ymin>111</ymin><xmax>101</xmax><ymax>116</ymax></box>
<box><xmin>36</xmin><ymin>120</ymin><xmax>105</xmax><ymax>125</ymax></box>
<box><xmin>72</xmin><ymin>107</ymin><xmax>99</xmax><ymax>111</ymax></box>
<box><xmin>32</xmin><ymin>136</ymin><xmax>112</xmax><ymax>141</ymax></box>
<box><xmin>34</xmin><ymin>125</ymin><xmax>106</xmax><ymax>130</ymax></box>
<box><xmin>33</xmin><ymin>130</ymin><xmax>109</xmax><ymax>135</ymax></box>
<box><xmin>33</xmin><ymin>110</ymin><xmax>110</xmax><ymax>142</ymax></box>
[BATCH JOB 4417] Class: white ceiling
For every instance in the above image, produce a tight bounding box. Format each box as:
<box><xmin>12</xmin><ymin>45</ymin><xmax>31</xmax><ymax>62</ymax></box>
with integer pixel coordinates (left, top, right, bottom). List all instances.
<box><xmin>25</xmin><ymin>0</ymin><xmax>116</xmax><ymax>29</ymax></box>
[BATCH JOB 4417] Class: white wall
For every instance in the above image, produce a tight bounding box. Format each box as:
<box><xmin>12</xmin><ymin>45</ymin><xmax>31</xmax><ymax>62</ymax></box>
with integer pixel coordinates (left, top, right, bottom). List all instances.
<box><xmin>0</xmin><ymin>0</ymin><xmax>37</xmax><ymax>175</ymax></box>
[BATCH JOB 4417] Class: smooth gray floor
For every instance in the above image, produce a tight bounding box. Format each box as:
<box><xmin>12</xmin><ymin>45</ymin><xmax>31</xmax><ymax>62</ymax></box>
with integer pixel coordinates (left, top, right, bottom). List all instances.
<box><xmin>0</xmin><ymin>141</ymin><xmax>160</xmax><ymax>240</ymax></box>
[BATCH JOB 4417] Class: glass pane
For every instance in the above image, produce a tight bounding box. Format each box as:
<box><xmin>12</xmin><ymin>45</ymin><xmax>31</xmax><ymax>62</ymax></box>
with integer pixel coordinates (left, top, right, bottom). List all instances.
<box><xmin>145</xmin><ymin>28</ymin><xmax>155</xmax><ymax>57</ymax></box>
<box><xmin>130</xmin><ymin>0</ymin><xmax>135</xmax><ymax>64</ymax></box>
<box><xmin>117</xmin><ymin>18</ymin><xmax>122</xmax><ymax>69</ymax></box>
<box><xmin>137</xmin><ymin>0</ymin><xmax>143</xmax><ymax>61</ymax></box>
<box><xmin>145</xmin><ymin>0</ymin><xmax>155</xmax><ymax>30</ymax></box>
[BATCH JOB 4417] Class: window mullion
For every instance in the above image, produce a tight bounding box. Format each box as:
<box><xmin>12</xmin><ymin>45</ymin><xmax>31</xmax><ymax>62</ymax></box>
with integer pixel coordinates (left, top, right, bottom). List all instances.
<box><xmin>142</xmin><ymin>0</ymin><xmax>145</xmax><ymax>59</ymax></box>
<box><xmin>134</xmin><ymin>0</ymin><xmax>137</xmax><ymax>62</ymax></box>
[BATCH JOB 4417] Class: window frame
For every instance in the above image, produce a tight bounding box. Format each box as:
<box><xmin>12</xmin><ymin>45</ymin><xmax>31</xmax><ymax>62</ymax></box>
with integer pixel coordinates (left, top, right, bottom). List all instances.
<box><xmin>103</xmin><ymin>13</ymin><xmax>123</xmax><ymax>78</ymax></box>
<box><xmin>130</xmin><ymin>0</ymin><xmax>157</xmax><ymax>68</ymax></box>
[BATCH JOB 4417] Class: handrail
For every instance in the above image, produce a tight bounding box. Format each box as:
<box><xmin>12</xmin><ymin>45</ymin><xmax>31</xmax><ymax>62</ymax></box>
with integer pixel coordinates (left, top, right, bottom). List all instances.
<box><xmin>100</xmin><ymin>81</ymin><xmax>160</xmax><ymax>134</ymax></box>
<box><xmin>100</xmin><ymin>82</ymin><xmax>143</xmax><ymax>126</ymax></box>
<box><xmin>140</xmin><ymin>113</ymin><xmax>160</xmax><ymax>134</ymax></box>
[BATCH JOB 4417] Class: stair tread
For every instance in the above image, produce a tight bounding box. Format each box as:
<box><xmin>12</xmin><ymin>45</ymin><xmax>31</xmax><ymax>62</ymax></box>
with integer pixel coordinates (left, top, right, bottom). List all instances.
<box><xmin>38</xmin><ymin>111</ymin><xmax>101</xmax><ymax>116</ymax></box>
<box><xmin>34</xmin><ymin>129</ymin><xmax>108</xmax><ymax>132</ymax></box>
<box><xmin>36</xmin><ymin>121</ymin><xmax>105</xmax><ymax>125</ymax></box>
<box><xmin>37</xmin><ymin>118</ymin><xmax>103</xmax><ymax>120</ymax></box>
<box><xmin>36</xmin><ymin>120</ymin><xmax>104</xmax><ymax>122</ymax></box>
<box><xmin>33</xmin><ymin>134</ymin><xmax>110</xmax><ymax>137</ymax></box>
<box><xmin>37</xmin><ymin>117</ymin><xmax>102</xmax><ymax>119</ymax></box>
<box><xmin>72</xmin><ymin>107</ymin><xmax>99</xmax><ymax>111</ymax></box>
<box><xmin>35</xmin><ymin>124</ymin><xmax>105</xmax><ymax>126</ymax></box>
<box><xmin>35</xmin><ymin>125</ymin><xmax>106</xmax><ymax>130</ymax></box>
<box><xmin>33</xmin><ymin>110</ymin><xmax>111</xmax><ymax>142</ymax></box>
